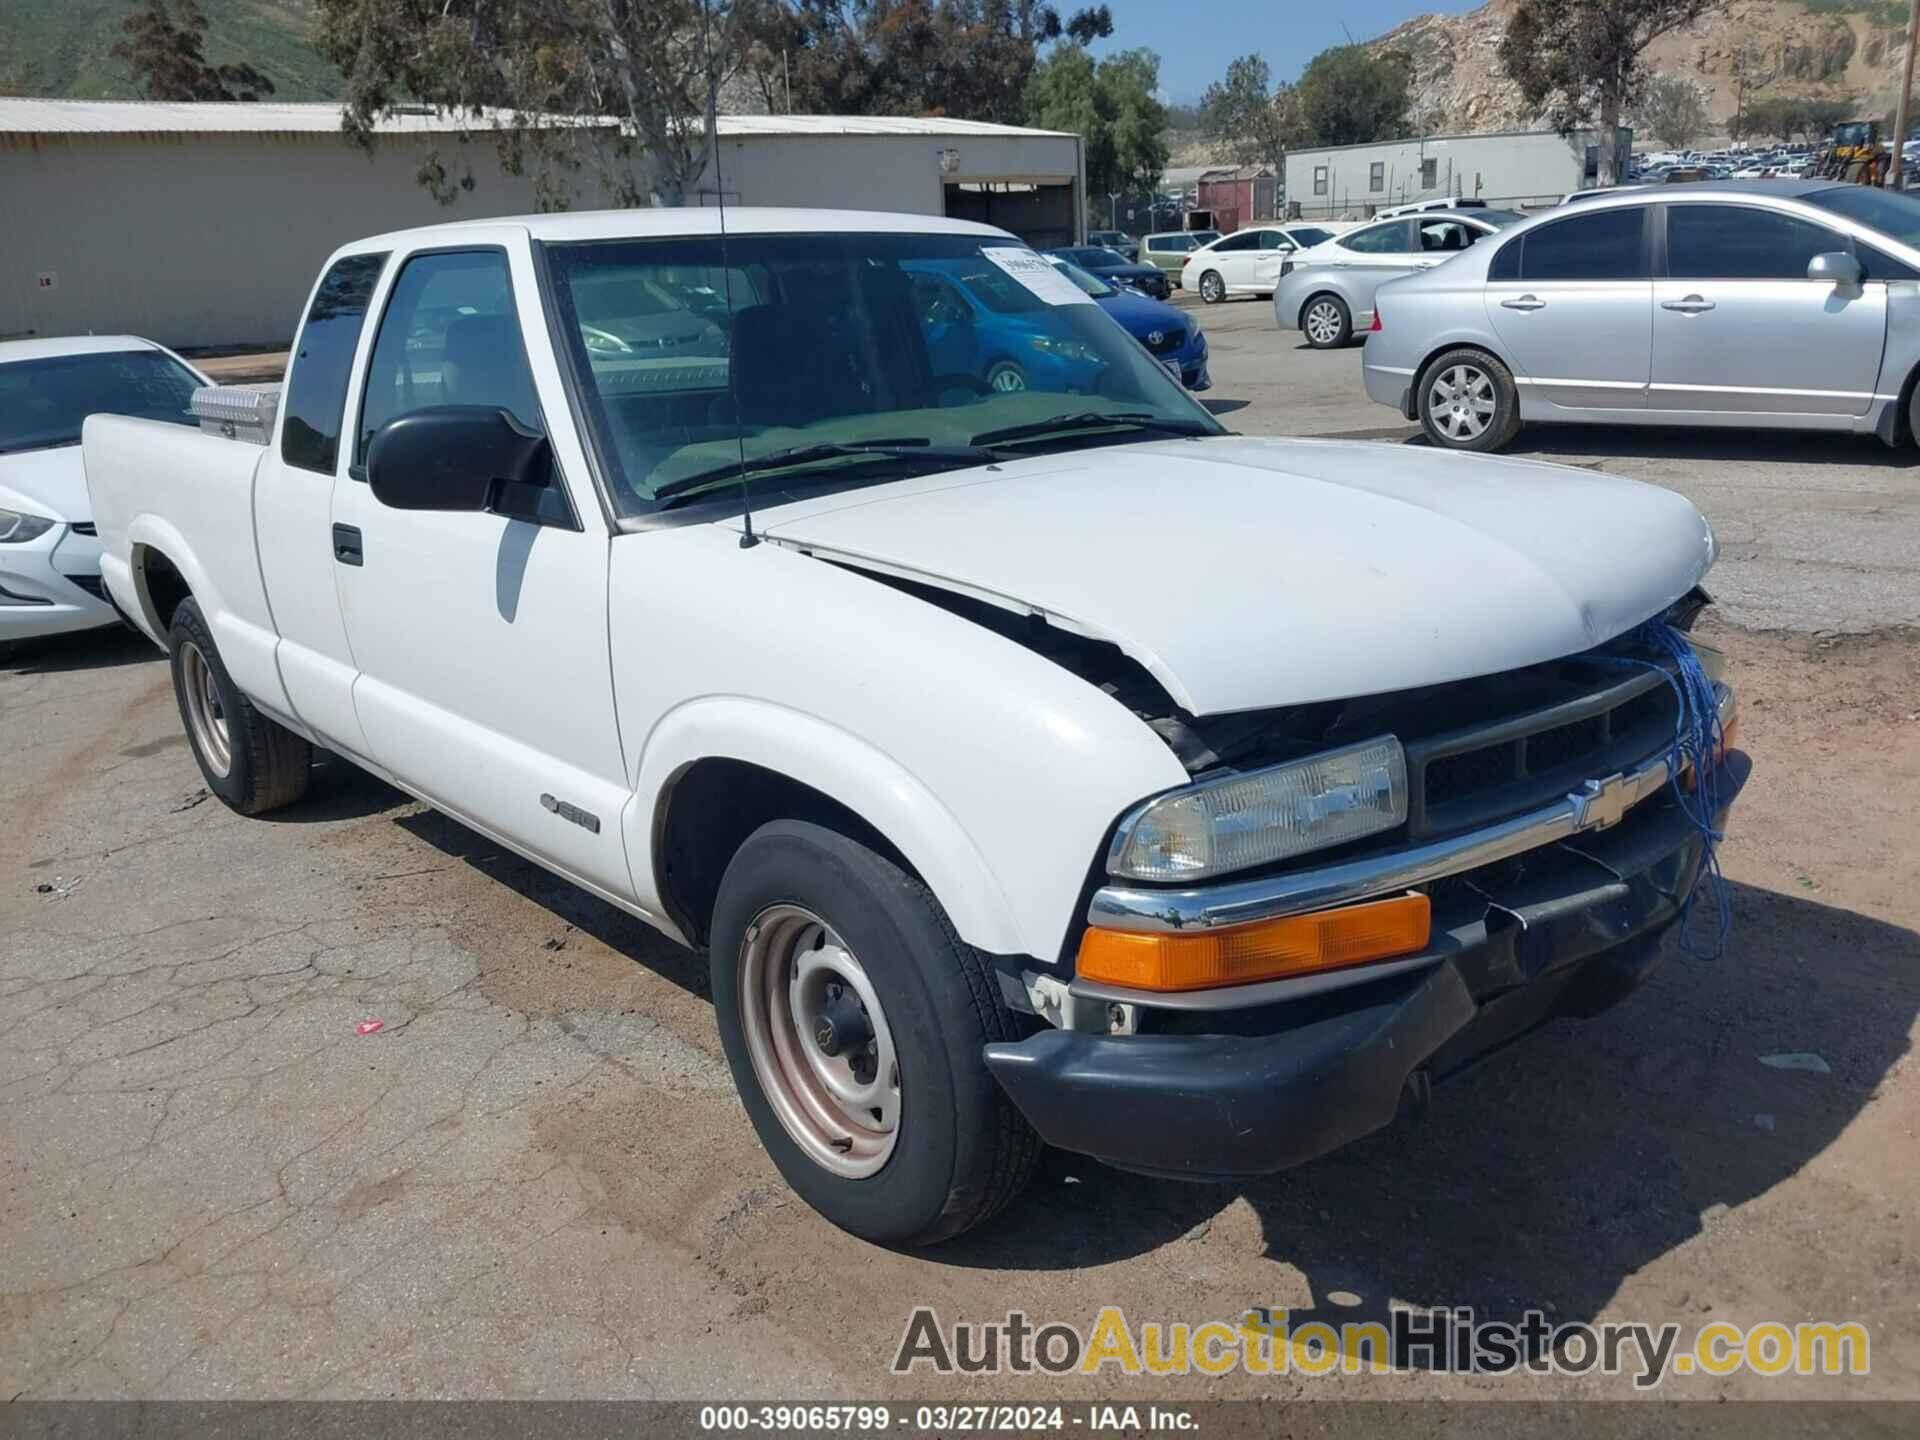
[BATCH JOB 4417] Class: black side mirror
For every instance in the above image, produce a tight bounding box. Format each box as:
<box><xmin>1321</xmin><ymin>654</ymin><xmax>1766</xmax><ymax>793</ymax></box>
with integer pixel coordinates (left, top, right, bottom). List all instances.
<box><xmin>367</xmin><ymin>406</ymin><xmax>551</xmax><ymax>514</ymax></box>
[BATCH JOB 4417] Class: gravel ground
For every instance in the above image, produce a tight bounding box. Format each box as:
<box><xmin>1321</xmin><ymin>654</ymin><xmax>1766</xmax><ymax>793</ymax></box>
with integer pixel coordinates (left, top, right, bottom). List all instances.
<box><xmin>2</xmin><ymin>307</ymin><xmax>1916</xmax><ymax>1404</ymax></box>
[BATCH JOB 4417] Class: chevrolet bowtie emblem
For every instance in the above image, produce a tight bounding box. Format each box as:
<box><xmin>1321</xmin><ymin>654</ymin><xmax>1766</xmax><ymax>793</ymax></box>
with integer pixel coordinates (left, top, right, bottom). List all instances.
<box><xmin>1568</xmin><ymin>773</ymin><xmax>1631</xmax><ymax>832</ymax></box>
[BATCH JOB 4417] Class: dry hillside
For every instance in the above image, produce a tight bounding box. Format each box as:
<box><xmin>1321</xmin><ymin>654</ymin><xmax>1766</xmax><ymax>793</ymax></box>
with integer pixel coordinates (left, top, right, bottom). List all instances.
<box><xmin>1375</xmin><ymin>0</ymin><xmax>1910</xmax><ymax>135</ymax></box>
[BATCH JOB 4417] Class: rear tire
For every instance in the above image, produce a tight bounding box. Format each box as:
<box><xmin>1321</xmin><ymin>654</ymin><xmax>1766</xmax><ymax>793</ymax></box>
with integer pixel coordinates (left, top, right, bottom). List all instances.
<box><xmin>1301</xmin><ymin>294</ymin><xmax>1351</xmax><ymax>348</ymax></box>
<box><xmin>710</xmin><ymin>820</ymin><xmax>1040</xmax><ymax>1247</ymax></box>
<box><xmin>1199</xmin><ymin>271</ymin><xmax>1226</xmax><ymax>304</ymax></box>
<box><xmin>168</xmin><ymin>597</ymin><xmax>310</xmax><ymax>815</ymax></box>
<box><xmin>1416</xmin><ymin>347</ymin><xmax>1522</xmax><ymax>452</ymax></box>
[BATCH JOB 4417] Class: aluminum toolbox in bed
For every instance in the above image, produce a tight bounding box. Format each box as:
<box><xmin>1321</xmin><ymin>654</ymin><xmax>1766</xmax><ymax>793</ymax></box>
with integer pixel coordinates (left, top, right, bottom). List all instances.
<box><xmin>189</xmin><ymin>384</ymin><xmax>281</xmax><ymax>445</ymax></box>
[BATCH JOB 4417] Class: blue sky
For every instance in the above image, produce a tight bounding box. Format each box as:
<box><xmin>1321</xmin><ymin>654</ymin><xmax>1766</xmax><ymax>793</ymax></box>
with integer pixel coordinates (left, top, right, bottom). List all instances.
<box><xmin>1086</xmin><ymin>0</ymin><xmax>1485</xmax><ymax>104</ymax></box>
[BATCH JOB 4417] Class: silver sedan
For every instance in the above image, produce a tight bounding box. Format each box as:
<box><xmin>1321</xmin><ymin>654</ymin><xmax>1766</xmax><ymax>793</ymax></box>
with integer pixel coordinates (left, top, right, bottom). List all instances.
<box><xmin>1271</xmin><ymin>208</ymin><xmax>1524</xmax><ymax>348</ymax></box>
<box><xmin>1359</xmin><ymin>180</ymin><xmax>1920</xmax><ymax>452</ymax></box>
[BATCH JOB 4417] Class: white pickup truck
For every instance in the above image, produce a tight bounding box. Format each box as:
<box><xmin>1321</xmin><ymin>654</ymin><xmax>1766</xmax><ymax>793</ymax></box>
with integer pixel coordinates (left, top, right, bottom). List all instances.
<box><xmin>84</xmin><ymin>208</ymin><xmax>1746</xmax><ymax>1246</ymax></box>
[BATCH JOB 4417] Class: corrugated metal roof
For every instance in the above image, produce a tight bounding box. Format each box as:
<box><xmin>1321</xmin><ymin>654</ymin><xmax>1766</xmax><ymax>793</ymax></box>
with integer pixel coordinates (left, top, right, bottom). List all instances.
<box><xmin>0</xmin><ymin>99</ymin><xmax>1071</xmax><ymax>141</ymax></box>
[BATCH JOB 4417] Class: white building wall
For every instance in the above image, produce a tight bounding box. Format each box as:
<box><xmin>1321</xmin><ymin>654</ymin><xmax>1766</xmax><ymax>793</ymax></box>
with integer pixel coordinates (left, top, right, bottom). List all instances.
<box><xmin>1</xmin><ymin>128</ymin><xmax>1084</xmax><ymax>349</ymax></box>
<box><xmin>0</xmin><ymin>133</ymin><xmax>568</xmax><ymax>349</ymax></box>
<box><xmin>1284</xmin><ymin>131</ymin><xmax>1614</xmax><ymax>219</ymax></box>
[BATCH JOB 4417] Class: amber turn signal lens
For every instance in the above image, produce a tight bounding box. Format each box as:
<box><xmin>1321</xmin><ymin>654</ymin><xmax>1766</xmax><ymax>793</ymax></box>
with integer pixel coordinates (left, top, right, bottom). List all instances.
<box><xmin>1077</xmin><ymin>892</ymin><xmax>1432</xmax><ymax>993</ymax></box>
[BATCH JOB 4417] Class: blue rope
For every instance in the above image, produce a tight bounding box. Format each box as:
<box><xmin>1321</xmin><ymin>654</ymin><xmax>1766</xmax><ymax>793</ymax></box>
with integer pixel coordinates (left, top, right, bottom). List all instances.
<box><xmin>1595</xmin><ymin>620</ymin><xmax>1733</xmax><ymax>960</ymax></box>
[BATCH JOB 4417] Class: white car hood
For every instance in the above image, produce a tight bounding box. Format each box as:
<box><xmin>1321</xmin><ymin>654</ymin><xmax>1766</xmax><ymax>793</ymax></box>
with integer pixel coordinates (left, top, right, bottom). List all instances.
<box><xmin>0</xmin><ymin>445</ymin><xmax>89</xmax><ymax>522</ymax></box>
<box><xmin>754</xmin><ymin>436</ymin><xmax>1714</xmax><ymax>716</ymax></box>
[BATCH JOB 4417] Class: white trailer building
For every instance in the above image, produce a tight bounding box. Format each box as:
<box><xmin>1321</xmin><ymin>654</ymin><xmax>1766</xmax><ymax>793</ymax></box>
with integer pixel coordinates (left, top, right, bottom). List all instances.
<box><xmin>0</xmin><ymin>101</ymin><xmax>1085</xmax><ymax>349</ymax></box>
<box><xmin>1283</xmin><ymin>127</ymin><xmax>1632</xmax><ymax>220</ymax></box>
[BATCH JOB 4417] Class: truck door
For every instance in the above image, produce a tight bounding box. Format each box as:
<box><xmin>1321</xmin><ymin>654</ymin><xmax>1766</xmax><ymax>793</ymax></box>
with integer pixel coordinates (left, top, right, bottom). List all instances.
<box><xmin>254</xmin><ymin>252</ymin><xmax>388</xmax><ymax>760</ymax></box>
<box><xmin>329</xmin><ymin>236</ymin><xmax>635</xmax><ymax>900</ymax></box>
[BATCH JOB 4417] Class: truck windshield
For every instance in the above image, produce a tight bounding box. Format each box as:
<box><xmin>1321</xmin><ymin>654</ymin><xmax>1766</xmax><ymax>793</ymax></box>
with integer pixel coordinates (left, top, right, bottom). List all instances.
<box><xmin>0</xmin><ymin>350</ymin><xmax>202</xmax><ymax>455</ymax></box>
<box><xmin>541</xmin><ymin>231</ymin><xmax>1224</xmax><ymax>517</ymax></box>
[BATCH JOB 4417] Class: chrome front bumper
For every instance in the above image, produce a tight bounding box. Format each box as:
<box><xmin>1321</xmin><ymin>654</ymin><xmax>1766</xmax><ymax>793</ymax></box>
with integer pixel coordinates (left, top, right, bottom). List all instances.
<box><xmin>1087</xmin><ymin>682</ymin><xmax>1736</xmax><ymax>940</ymax></box>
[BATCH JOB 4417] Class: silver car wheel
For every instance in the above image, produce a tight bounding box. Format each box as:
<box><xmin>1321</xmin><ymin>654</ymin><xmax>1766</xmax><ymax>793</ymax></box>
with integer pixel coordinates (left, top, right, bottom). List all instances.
<box><xmin>987</xmin><ymin>362</ymin><xmax>1028</xmax><ymax>392</ymax></box>
<box><xmin>1304</xmin><ymin>299</ymin><xmax>1344</xmax><ymax>345</ymax></box>
<box><xmin>1428</xmin><ymin>363</ymin><xmax>1497</xmax><ymax>442</ymax></box>
<box><xmin>177</xmin><ymin>640</ymin><xmax>232</xmax><ymax>778</ymax></box>
<box><xmin>1201</xmin><ymin>272</ymin><xmax>1224</xmax><ymax>303</ymax></box>
<box><xmin>739</xmin><ymin>904</ymin><xmax>901</xmax><ymax>1180</ymax></box>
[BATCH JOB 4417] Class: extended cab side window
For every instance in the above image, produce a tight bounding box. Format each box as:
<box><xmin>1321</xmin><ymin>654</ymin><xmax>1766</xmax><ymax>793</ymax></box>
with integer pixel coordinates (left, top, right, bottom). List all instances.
<box><xmin>356</xmin><ymin>249</ymin><xmax>543</xmax><ymax>470</ymax></box>
<box><xmin>280</xmin><ymin>253</ymin><xmax>387</xmax><ymax>474</ymax></box>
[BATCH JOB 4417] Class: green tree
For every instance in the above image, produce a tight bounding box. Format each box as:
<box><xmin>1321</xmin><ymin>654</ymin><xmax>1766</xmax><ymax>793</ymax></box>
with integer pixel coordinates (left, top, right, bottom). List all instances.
<box><xmin>1292</xmin><ymin>44</ymin><xmax>1414</xmax><ymax>148</ymax></box>
<box><xmin>1635</xmin><ymin>73</ymin><xmax>1709</xmax><ymax>149</ymax></box>
<box><xmin>314</xmin><ymin>0</ymin><xmax>778</xmax><ymax>209</ymax></box>
<box><xmin>1500</xmin><ymin>0</ymin><xmax>1724</xmax><ymax>186</ymax></box>
<box><xmin>763</xmin><ymin>1</ymin><xmax>1113</xmax><ymax>124</ymax></box>
<box><xmin>1026</xmin><ymin>43</ymin><xmax>1168</xmax><ymax>198</ymax></box>
<box><xmin>112</xmin><ymin>0</ymin><xmax>276</xmax><ymax>102</ymax></box>
<box><xmin>1198</xmin><ymin>54</ymin><xmax>1298</xmax><ymax>171</ymax></box>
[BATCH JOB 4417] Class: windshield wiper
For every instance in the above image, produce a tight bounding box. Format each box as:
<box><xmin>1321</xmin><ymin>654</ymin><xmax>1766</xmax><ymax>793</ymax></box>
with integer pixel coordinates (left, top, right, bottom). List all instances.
<box><xmin>653</xmin><ymin>438</ymin><xmax>1002</xmax><ymax>507</ymax></box>
<box><xmin>966</xmin><ymin>411</ymin><xmax>1215</xmax><ymax>448</ymax></box>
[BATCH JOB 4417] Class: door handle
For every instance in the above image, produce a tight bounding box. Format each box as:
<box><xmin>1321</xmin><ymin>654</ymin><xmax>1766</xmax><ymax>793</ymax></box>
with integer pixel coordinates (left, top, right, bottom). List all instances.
<box><xmin>332</xmin><ymin>523</ymin><xmax>363</xmax><ymax>567</ymax></box>
<box><xmin>1662</xmin><ymin>295</ymin><xmax>1716</xmax><ymax>313</ymax></box>
<box><xmin>1501</xmin><ymin>294</ymin><xmax>1547</xmax><ymax>311</ymax></box>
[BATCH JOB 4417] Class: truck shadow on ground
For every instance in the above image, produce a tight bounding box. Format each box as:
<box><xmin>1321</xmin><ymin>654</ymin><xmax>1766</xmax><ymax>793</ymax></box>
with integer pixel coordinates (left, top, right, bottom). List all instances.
<box><xmin>355</xmin><ymin>783</ymin><xmax>1915</xmax><ymax>1352</ymax></box>
<box><xmin>938</xmin><ymin>880</ymin><xmax>1918</xmax><ymax>1355</ymax></box>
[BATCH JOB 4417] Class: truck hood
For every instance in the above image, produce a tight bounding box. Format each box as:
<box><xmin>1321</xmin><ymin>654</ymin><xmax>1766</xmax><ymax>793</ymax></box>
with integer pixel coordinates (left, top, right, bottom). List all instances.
<box><xmin>754</xmin><ymin>436</ymin><xmax>1715</xmax><ymax>716</ymax></box>
<box><xmin>0</xmin><ymin>445</ymin><xmax>89</xmax><ymax>522</ymax></box>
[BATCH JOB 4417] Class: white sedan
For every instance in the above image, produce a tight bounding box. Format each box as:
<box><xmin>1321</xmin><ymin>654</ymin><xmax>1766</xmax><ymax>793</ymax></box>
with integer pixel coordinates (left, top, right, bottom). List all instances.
<box><xmin>0</xmin><ymin>336</ymin><xmax>208</xmax><ymax>645</ymax></box>
<box><xmin>1180</xmin><ymin>223</ymin><xmax>1344</xmax><ymax>303</ymax></box>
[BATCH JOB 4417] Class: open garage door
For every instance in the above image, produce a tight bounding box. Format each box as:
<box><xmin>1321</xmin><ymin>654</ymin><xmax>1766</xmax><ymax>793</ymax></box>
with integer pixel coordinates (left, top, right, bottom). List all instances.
<box><xmin>944</xmin><ymin>181</ymin><xmax>1078</xmax><ymax>249</ymax></box>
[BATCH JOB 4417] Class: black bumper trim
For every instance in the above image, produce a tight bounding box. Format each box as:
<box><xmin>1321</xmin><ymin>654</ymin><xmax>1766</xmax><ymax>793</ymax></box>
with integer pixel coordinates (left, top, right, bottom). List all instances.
<box><xmin>984</xmin><ymin>752</ymin><xmax>1748</xmax><ymax>1180</ymax></box>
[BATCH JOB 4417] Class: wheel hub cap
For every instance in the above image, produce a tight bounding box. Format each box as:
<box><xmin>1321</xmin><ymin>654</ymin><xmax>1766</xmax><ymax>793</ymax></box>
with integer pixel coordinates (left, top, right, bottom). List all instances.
<box><xmin>739</xmin><ymin>905</ymin><xmax>900</xmax><ymax>1178</ymax></box>
<box><xmin>178</xmin><ymin>640</ymin><xmax>232</xmax><ymax>777</ymax></box>
<box><xmin>1429</xmin><ymin>364</ymin><xmax>1494</xmax><ymax>440</ymax></box>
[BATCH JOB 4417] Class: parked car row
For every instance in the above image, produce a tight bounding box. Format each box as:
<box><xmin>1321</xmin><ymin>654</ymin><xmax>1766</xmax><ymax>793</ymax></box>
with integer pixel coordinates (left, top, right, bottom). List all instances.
<box><xmin>1256</xmin><ymin>178</ymin><xmax>1920</xmax><ymax>458</ymax></box>
<box><xmin>53</xmin><ymin>204</ymin><xmax>1743</xmax><ymax>1247</ymax></box>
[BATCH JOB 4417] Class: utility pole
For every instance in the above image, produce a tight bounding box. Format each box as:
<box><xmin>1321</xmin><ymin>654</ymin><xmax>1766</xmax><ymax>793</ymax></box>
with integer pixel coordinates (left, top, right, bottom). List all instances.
<box><xmin>1893</xmin><ymin>5</ymin><xmax>1917</xmax><ymax>188</ymax></box>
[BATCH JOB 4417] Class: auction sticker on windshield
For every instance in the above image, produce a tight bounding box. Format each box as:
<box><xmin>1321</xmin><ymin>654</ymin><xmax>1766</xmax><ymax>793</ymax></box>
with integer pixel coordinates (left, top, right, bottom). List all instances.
<box><xmin>981</xmin><ymin>247</ymin><xmax>1095</xmax><ymax>306</ymax></box>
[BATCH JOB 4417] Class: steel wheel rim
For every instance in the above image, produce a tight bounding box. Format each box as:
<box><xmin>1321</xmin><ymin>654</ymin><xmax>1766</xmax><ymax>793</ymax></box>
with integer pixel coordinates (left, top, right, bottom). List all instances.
<box><xmin>178</xmin><ymin>640</ymin><xmax>231</xmax><ymax>777</ymax></box>
<box><xmin>739</xmin><ymin>904</ymin><xmax>901</xmax><ymax>1179</ymax></box>
<box><xmin>988</xmin><ymin>364</ymin><xmax>1027</xmax><ymax>392</ymax></box>
<box><xmin>1428</xmin><ymin>363</ymin><xmax>1497</xmax><ymax>440</ymax></box>
<box><xmin>1305</xmin><ymin>301</ymin><xmax>1342</xmax><ymax>343</ymax></box>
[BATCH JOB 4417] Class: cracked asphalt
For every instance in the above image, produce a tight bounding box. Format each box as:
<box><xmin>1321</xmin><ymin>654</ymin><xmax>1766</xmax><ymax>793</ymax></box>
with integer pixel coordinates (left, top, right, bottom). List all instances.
<box><xmin>3</xmin><ymin>313</ymin><xmax>1917</xmax><ymax>1402</ymax></box>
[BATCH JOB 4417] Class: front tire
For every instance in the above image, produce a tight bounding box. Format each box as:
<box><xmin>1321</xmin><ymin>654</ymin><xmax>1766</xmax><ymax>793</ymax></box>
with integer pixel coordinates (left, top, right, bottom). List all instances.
<box><xmin>1416</xmin><ymin>347</ymin><xmax>1522</xmax><ymax>452</ymax></box>
<box><xmin>1199</xmin><ymin>270</ymin><xmax>1226</xmax><ymax>304</ymax></box>
<box><xmin>985</xmin><ymin>359</ymin><xmax>1028</xmax><ymax>392</ymax></box>
<box><xmin>710</xmin><ymin>820</ymin><xmax>1040</xmax><ymax>1247</ymax></box>
<box><xmin>1301</xmin><ymin>294</ymin><xmax>1351</xmax><ymax>348</ymax></box>
<box><xmin>169</xmin><ymin>597</ymin><xmax>311</xmax><ymax>814</ymax></box>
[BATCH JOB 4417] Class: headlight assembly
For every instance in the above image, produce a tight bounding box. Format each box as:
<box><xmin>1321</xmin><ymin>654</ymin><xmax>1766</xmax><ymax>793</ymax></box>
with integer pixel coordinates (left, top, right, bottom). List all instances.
<box><xmin>1108</xmin><ymin>736</ymin><xmax>1408</xmax><ymax>882</ymax></box>
<box><xmin>0</xmin><ymin>507</ymin><xmax>58</xmax><ymax>545</ymax></box>
<box><xmin>1029</xmin><ymin>334</ymin><xmax>1099</xmax><ymax>364</ymax></box>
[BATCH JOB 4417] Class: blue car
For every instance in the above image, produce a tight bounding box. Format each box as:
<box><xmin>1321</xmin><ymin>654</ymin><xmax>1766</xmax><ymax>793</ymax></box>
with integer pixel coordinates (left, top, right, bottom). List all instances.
<box><xmin>1048</xmin><ymin>257</ymin><xmax>1210</xmax><ymax>391</ymax></box>
<box><xmin>904</xmin><ymin>259</ymin><xmax>1109</xmax><ymax>394</ymax></box>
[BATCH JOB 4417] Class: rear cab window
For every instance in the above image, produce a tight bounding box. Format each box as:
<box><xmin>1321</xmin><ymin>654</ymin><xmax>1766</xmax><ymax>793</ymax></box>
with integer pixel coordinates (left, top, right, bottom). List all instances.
<box><xmin>280</xmin><ymin>253</ymin><xmax>387</xmax><ymax>474</ymax></box>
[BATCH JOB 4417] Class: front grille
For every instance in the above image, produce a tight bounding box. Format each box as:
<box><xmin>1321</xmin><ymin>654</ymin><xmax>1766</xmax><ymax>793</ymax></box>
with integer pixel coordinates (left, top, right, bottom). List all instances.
<box><xmin>1145</xmin><ymin>325</ymin><xmax>1186</xmax><ymax>355</ymax></box>
<box><xmin>1404</xmin><ymin>666</ymin><xmax>1679</xmax><ymax>840</ymax></box>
